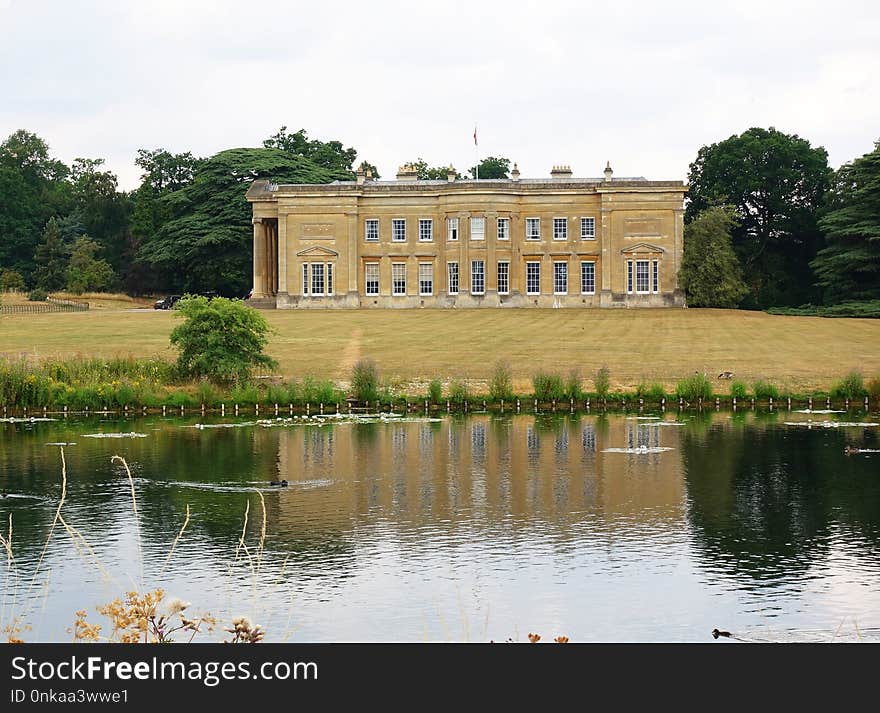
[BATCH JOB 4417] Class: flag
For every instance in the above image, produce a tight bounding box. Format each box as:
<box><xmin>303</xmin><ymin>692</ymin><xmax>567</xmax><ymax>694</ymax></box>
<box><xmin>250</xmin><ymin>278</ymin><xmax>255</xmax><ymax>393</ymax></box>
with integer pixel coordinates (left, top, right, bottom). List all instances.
<box><xmin>473</xmin><ymin>126</ymin><xmax>477</xmax><ymax>146</ymax></box>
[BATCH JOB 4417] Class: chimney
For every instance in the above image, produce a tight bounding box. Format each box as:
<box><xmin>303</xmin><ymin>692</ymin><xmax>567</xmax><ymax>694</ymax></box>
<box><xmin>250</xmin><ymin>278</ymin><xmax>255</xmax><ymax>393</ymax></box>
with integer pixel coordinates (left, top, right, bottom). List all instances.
<box><xmin>604</xmin><ymin>161</ymin><xmax>613</xmax><ymax>182</ymax></box>
<box><xmin>356</xmin><ymin>165</ymin><xmax>365</xmax><ymax>185</ymax></box>
<box><xmin>511</xmin><ymin>163</ymin><xmax>520</xmax><ymax>181</ymax></box>
<box><xmin>396</xmin><ymin>163</ymin><xmax>419</xmax><ymax>182</ymax></box>
<box><xmin>365</xmin><ymin>167</ymin><xmax>373</xmax><ymax>181</ymax></box>
<box><xmin>447</xmin><ymin>164</ymin><xmax>456</xmax><ymax>182</ymax></box>
<box><xmin>550</xmin><ymin>164</ymin><xmax>573</xmax><ymax>178</ymax></box>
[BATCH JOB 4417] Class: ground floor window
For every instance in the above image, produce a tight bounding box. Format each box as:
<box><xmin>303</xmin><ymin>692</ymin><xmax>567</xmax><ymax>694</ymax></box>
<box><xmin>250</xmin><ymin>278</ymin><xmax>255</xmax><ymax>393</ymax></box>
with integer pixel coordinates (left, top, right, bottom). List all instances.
<box><xmin>303</xmin><ymin>262</ymin><xmax>334</xmax><ymax>296</ymax></box>
<box><xmin>365</xmin><ymin>263</ymin><xmax>379</xmax><ymax>295</ymax></box>
<box><xmin>419</xmin><ymin>263</ymin><xmax>433</xmax><ymax>296</ymax></box>
<box><xmin>497</xmin><ymin>261</ymin><xmax>509</xmax><ymax>295</ymax></box>
<box><xmin>627</xmin><ymin>259</ymin><xmax>659</xmax><ymax>294</ymax></box>
<box><xmin>652</xmin><ymin>260</ymin><xmax>659</xmax><ymax>293</ymax></box>
<box><xmin>554</xmin><ymin>261</ymin><xmax>568</xmax><ymax>294</ymax></box>
<box><xmin>581</xmin><ymin>261</ymin><xmax>595</xmax><ymax>294</ymax></box>
<box><xmin>392</xmin><ymin>263</ymin><xmax>406</xmax><ymax>295</ymax></box>
<box><xmin>526</xmin><ymin>261</ymin><xmax>541</xmax><ymax>295</ymax></box>
<box><xmin>448</xmin><ymin>262</ymin><xmax>459</xmax><ymax>294</ymax></box>
<box><xmin>471</xmin><ymin>260</ymin><xmax>485</xmax><ymax>295</ymax></box>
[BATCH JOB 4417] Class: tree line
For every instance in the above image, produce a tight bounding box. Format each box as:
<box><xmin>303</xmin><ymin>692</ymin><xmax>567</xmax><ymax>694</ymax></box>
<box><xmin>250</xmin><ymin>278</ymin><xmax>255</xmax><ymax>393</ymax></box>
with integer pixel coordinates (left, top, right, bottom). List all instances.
<box><xmin>0</xmin><ymin>125</ymin><xmax>877</xmax><ymax>309</ymax></box>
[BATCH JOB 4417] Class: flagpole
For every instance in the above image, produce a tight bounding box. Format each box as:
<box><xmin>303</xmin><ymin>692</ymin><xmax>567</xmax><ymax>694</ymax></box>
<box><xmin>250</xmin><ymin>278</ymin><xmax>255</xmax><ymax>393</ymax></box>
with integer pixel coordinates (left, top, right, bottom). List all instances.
<box><xmin>474</xmin><ymin>123</ymin><xmax>479</xmax><ymax>180</ymax></box>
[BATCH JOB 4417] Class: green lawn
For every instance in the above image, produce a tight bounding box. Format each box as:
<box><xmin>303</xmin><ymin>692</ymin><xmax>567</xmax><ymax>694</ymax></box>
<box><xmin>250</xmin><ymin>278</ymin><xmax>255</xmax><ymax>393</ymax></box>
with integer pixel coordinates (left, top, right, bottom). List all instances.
<box><xmin>1</xmin><ymin>307</ymin><xmax>878</xmax><ymax>392</ymax></box>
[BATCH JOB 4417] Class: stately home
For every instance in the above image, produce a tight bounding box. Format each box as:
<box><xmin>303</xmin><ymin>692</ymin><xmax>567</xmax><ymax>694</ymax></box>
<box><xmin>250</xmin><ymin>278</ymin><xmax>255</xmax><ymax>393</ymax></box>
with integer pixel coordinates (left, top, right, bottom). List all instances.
<box><xmin>245</xmin><ymin>162</ymin><xmax>686</xmax><ymax>308</ymax></box>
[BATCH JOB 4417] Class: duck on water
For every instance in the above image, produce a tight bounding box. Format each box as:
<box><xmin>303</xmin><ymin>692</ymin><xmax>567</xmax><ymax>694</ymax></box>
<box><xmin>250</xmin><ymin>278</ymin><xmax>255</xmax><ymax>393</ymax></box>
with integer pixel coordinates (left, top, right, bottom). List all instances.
<box><xmin>269</xmin><ymin>480</ymin><xmax>289</xmax><ymax>487</ymax></box>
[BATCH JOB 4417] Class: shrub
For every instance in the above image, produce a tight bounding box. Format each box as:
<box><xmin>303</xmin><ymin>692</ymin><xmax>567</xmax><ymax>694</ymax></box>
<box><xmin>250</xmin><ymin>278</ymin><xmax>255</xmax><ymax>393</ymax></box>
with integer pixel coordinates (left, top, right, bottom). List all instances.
<box><xmin>675</xmin><ymin>373</ymin><xmax>713</xmax><ymax>401</ymax></box>
<box><xmin>831</xmin><ymin>371</ymin><xmax>867</xmax><ymax>399</ymax></box>
<box><xmin>27</xmin><ymin>289</ymin><xmax>48</xmax><ymax>302</ymax></box>
<box><xmin>532</xmin><ymin>371</ymin><xmax>565</xmax><ymax>401</ymax></box>
<box><xmin>647</xmin><ymin>383</ymin><xmax>666</xmax><ymax>402</ymax></box>
<box><xmin>229</xmin><ymin>383</ymin><xmax>260</xmax><ymax>404</ymax></box>
<box><xmin>730</xmin><ymin>380</ymin><xmax>748</xmax><ymax>399</ymax></box>
<box><xmin>300</xmin><ymin>375</ymin><xmax>340</xmax><ymax>404</ymax></box>
<box><xmin>0</xmin><ymin>269</ymin><xmax>26</xmax><ymax>292</ymax></box>
<box><xmin>868</xmin><ymin>377</ymin><xmax>880</xmax><ymax>400</ymax></box>
<box><xmin>351</xmin><ymin>359</ymin><xmax>379</xmax><ymax>402</ymax></box>
<box><xmin>752</xmin><ymin>380</ymin><xmax>779</xmax><ymax>400</ymax></box>
<box><xmin>594</xmin><ymin>366</ymin><xmax>610</xmax><ymax>398</ymax></box>
<box><xmin>565</xmin><ymin>369</ymin><xmax>583</xmax><ymax>401</ymax></box>
<box><xmin>197</xmin><ymin>381</ymin><xmax>221</xmax><ymax>406</ymax></box>
<box><xmin>427</xmin><ymin>379</ymin><xmax>443</xmax><ymax>404</ymax></box>
<box><xmin>489</xmin><ymin>361</ymin><xmax>514</xmax><ymax>401</ymax></box>
<box><xmin>170</xmin><ymin>296</ymin><xmax>277</xmax><ymax>385</ymax></box>
<box><xmin>448</xmin><ymin>379</ymin><xmax>469</xmax><ymax>405</ymax></box>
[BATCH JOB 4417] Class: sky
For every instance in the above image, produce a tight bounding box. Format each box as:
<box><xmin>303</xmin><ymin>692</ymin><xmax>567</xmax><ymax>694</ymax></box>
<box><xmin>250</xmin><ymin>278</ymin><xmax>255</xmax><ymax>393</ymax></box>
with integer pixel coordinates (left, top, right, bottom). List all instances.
<box><xmin>1</xmin><ymin>0</ymin><xmax>878</xmax><ymax>190</ymax></box>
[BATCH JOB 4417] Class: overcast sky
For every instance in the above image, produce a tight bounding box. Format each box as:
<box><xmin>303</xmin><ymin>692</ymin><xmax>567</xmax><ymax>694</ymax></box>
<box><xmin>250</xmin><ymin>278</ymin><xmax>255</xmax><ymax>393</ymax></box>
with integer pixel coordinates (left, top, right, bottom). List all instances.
<box><xmin>1</xmin><ymin>0</ymin><xmax>878</xmax><ymax>190</ymax></box>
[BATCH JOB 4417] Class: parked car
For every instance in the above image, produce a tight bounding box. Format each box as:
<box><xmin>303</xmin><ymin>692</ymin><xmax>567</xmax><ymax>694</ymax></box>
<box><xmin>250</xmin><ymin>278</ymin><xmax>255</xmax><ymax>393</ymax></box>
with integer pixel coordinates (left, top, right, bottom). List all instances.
<box><xmin>154</xmin><ymin>295</ymin><xmax>182</xmax><ymax>310</ymax></box>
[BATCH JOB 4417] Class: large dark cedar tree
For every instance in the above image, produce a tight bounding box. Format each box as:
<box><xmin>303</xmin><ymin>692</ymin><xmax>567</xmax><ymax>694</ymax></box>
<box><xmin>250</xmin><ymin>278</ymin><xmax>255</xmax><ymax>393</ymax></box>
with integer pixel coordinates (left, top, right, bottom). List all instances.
<box><xmin>686</xmin><ymin>127</ymin><xmax>832</xmax><ymax>308</ymax></box>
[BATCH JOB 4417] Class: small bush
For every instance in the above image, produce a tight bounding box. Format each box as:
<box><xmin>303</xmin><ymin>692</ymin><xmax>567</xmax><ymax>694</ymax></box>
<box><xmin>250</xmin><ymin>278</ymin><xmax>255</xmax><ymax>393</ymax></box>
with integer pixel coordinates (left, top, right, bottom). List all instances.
<box><xmin>448</xmin><ymin>379</ymin><xmax>469</xmax><ymax>405</ymax></box>
<box><xmin>565</xmin><ymin>369</ymin><xmax>583</xmax><ymax>401</ymax></box>
<box><xmin>752</xmin><ymin>380</ymin><xmax>779</xmax><ymax>400</ymax></box>
<box><xmin>229</xmin><ymin>383</ymin><xmax>260</xmax><ymax>404</ymax></box>
<box><xmin>868</xmin><ymin>377</ymin><xmax>880</xmax><ymax>400</ymax></box>
<box><xmin>647</xmin><ymin>383</ymin><xmax>666</xmax><ymax>402</ymax></box>
<box><xmin>300</xmin><ymin>376</ymin><xmax>340</xmax><ymax>405</ymax></box>
<box><xmin>730</xmin><ymin>380</ymin><xmax>748</xmax><ymax>399</ymax></box>
<box><xmin>831</xmin><ymin>371</ymin><xmax>867</xmax><ymax>399</ymax></box>
<box><xmin>532</xmin><ymin>371</ymin><xmax>565</xmax><ymax>401</ymax></box>
<box><xmin>0</xmin><ymin>269</ymin><xmax>26</xmax><ymax>292</ymax></box>
<box><xmin>427</xmin><ymin>379</ymin><xmax>443</xmax><ymax>404</ymax></box>
<box><xmin>594</xmin><ymin>366</ymin><xmax>610</xmax><ymax>398</ymax></box>
<box><xmin>675</xmin><ymin>373</ymin><xmax>713</xmax><ymax>401</ymax></box>
<box><xmin>489</xmin><ymin>361</ymin><xmax>514</xmax><ymax>401</ymax></box>
<box><xmin>27</xmin><ymin>289</ymin><xmax>48</xmax><ymax>302</ymax></box>
<box><xmin>351</xmin><ymin>359</ymin><xmax>380</xmax><ymax>402</ymax></box>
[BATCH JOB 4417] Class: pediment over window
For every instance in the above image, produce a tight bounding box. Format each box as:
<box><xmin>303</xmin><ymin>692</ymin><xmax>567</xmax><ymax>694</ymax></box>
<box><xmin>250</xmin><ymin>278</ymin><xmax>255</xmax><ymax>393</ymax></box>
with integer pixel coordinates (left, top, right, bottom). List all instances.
<box><xmin>296</xmin><ymin>246</ymin><xmax>339</xmax><ymax>258</ymax></box>
<box><xmin>620</xmin><ymin>242</ymin><xmax>665</xmax><ymax>255</ymax></box>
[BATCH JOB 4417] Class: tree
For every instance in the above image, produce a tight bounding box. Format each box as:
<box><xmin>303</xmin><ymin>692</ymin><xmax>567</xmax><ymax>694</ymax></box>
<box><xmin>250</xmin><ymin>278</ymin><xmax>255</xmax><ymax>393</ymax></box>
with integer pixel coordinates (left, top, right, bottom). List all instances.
<box><xmin>686</xmin><ymin>127</ymin><xmax>832</xmax><ymax>308</ymax></box>
<box><xmin>469</xmin><ymin>156</ymin><xmax>510</xmax><ymax>179</ymax></box>
<box><xmin>66</xmin><ymin>236</ymin><xmax>115</xmax><ymax>294</ymax></box>
<box><xmin>404</xmin><ymin>158</ymin><xmax>459</xmax><ymax>180</ymax></box>
<box><xmin>680</xmin><ymin>207</ymin><xmax>749</xmax><ymax>308</ymax></box>
<box><xmin>811</xmin><ymin>141</ymin><xmax>880</xmax><ymax>302</ymax></box>
<box><xmin>169</xmin><ymin>296</ymin><xmax>277</xmax><ymax>384</ymax></box>
<box><xmin>33</xmin><ymin>218</ymin><xmax>69</xmax><ymax>291</ymax></box>
<box><xmin>263</xmin><ymin>126</ymin><xmax>357</xmax><ymax>176</ymax></box>
<box><xmin>137</xmin><ymin>147</ymin><xmax>347</xmax><ymax>296</ymax></box>
<box><xmin>357</xmin><ymin>161</ymin><xmax>381</xmax><ymax>179</ymax></box>
<box><xmin>0</xmin><ymin>269</ymin><xmax>26</xmax><ymax>291</ymax></box>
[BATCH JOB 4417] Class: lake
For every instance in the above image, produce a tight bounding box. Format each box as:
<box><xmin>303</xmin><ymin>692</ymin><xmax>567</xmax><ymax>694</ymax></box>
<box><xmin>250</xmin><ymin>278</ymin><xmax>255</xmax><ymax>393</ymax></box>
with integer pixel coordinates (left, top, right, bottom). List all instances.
<box><xmin>1</xmin><ymin>409</ymin><xmax>879</xmax><ymax>642</ymax></box>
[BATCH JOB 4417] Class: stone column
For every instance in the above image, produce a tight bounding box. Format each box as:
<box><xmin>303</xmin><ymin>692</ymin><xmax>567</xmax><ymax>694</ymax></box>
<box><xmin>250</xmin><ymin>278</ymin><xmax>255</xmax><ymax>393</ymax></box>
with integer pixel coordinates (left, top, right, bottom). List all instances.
<box><xmin>252</xmin><ymin>218</ymin><xmax>268</xmax><ymax>298</ymax></box>
<box><xmin>277</xmin><ymin>215</ymin><xmax>288</xmax><ymax>299</ymax></box>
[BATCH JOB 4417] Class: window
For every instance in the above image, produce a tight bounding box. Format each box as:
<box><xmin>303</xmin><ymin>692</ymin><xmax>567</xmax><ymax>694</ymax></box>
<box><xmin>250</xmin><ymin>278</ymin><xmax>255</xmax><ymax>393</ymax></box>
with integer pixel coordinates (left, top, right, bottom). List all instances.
<box><xmin>580</xmin><ymin>217</ymin><xmax>595</xmax><ymax>239</ymax></box>
<box><xmin>497</xmin><ymin>217</ymin><xmax>510</xmax><ymax>241</ymax></box>
<box><xmin>365</xmin><ymin>219</ymin><xmax>379</xmax><ymax>242</ymax></box>
<box><xmin>554</xmin><ymin>261</ymin><xmax>568</xmax><ymax>294</ymax></box>
<box><xmin>526</xmin><ymin>261</ymin><xmax>541</xmax><ymax>295</ymax></box>
<box><xmin>497</xmin><ymin>261</ymin><xmax>509</xmax><ymax>295</ymax></box>
<box><xmin>580</xmin><ymin>261</ymin><xmax>595</xmax><ymax>294</ymax></box>
<box><xmin>526</xmin><ymin>218</ymin><xmax>540</xmax><ymax>240</ymax></box>
<box><xmin>470</xmin><ymin>216</ymin><xmax>485</xmax><ymax>240</ymax></box>
<box><xmin>419</xmin><ymin>219</ymin><xmax>433</xmax><ymax>242</ymax></box>
<box><xmin>471</xmin><ymin>260</ymin><xmax>485</xmax><ymax>295</ymax></box>
<box><xmin>636</xmin><ymin>260</ymin><xmax>650</xmax><ymax>293</ymax></box>
<box><xmin>392</xmin><ymin>218</ymin><xmax>406</xmax><ymax>242</ymax></box>
<box><xmin>419</xmin><ymin>263</ymin><xmax>433</xmax><ymax>296</ymax></box>
<box><xmin>311</xmin><ymin>263</ymin><xmax>325</xmax><ymax>295</ymax></box>
<box><xmin>327</xmin><ymin>263</ymin><xmax>333</xmax><ymax>296</ymax></box>
<box><xmin>392</xmin><ymin>263</ymin><xmax>406</xmax><ymax>295</ymax></box>
<box><xmin>627</xmin><ymin>260</ymin><xmax>634</xmax><ymax>293</ymax></box>
<box><xmin>365</xmin><ymin>263</ymin><xmax>379</xmax><ymax>295</ymax></box>
<box><xmin>447</xmin><ymin>262</ymin><xmax>459</xmax><ymax>295</ymax></box>
<box><xmin>652</xmin><ymin>260</ymin><xmax>659</xmax><ymax>293</ymax></box>
<box><xmin>302</xmin><ymin>264</ymin><xmax>309</xmax><ymax>295</ymax></box>
<box><xmin>447</xmin><ymin>217</ymin><xmax>459</xmax><ymax>241</ymax></box>
<box><xmin>553</xmin><ymin>217</ymin><xmax>568</xmax><ymax>241</ymax></box>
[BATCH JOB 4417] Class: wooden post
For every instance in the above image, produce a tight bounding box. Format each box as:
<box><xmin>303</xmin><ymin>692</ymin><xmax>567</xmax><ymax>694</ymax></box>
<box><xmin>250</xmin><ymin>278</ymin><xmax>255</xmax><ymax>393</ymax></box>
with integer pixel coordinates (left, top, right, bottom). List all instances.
<box><xmin>274</xmin><ymin>403</ymin><xmax>279</xmax><ymax>416</ymax></box>
<box><xmin>221</xmin><ymin>403</ymin><xmax>225</xmax><ymax>416</ymax></box>
<box><xmin>516</xmin><ymin>399</ymin><xmax>521</xmax><ymax>413</ymax></box>
<box><xmin>162</xmin><ymin>405</ymin><xmax>166</xmax><ymax>416</ymax></box>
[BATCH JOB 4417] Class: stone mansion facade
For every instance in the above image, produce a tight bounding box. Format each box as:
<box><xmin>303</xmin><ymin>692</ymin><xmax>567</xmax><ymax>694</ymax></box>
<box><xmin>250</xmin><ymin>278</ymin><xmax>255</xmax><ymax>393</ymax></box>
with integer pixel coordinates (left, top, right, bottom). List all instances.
<box><xmin>245</xmin><ymin>162</ymin><xmax>686</xmax><ymax>308</ymax></box>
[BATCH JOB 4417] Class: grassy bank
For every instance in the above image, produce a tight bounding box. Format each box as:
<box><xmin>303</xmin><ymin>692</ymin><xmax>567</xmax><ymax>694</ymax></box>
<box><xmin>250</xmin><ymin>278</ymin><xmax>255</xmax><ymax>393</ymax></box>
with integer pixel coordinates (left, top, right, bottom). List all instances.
<box><xmin>1</xmin><ymin>308</ymin><xmax>879</xmax><ymax>393</ymax></box>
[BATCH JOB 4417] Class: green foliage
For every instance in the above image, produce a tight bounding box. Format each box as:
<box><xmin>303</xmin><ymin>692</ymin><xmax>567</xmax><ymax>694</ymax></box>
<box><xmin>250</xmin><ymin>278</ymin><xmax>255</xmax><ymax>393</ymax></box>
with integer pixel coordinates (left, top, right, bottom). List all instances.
<box><xmin>680</xmin><ymin>207</ymin><xmax>749</xmax><ymax>308</ymax></box>
<box><xmin>27</xmin><ymin>289</ymin><xmax>47</xmax><ymax>302</ymax></box>
<box><xmin>33</xmin><ymin>217</ymin><xmax>69</xmax><ymax>291</ymax></box>
<box><xmin>469</xmin><ymin>156</ymin><xmax>510</xmax><ymax>179</ymax></box>
<box><xmin>830</xmin><ymin>371</ymin><xmax>867</xmax><ymax>399</ymax></box>
<box><xmin>0</xmin><ymin>269</ymin><xmax>26</xmax><ymax>291</ymax></box>
<box><xmin>405</xmin><ymin>158</ymin><xmax>460</xmax><ymax>180</ymax></box>
<box><xmin>489</xmin><ymin>361</ymin><xmax>514</xmax><ymax>401</ymax></box>
<box><xmin>351</xmin><ymin>359</ymin><xmax>380</xmax><ymax>402</ymax></box>
<box><xmin>752</xmin><ymin>380</ymin><xmax>779</xmax><ymax>400</ymax></box>
<box><xmin>66</xmin><ymin>236</ymin><xmax>115</xmax><ymax>293</ymax></box>
<box><xmin>299</xmin><ymin>375</ymin><xmax>341</xmax><ymax>404</ymax></box>
<box><xmin>812</xmin><ymin>141</ymin><xmax>880</xmax><ymax>303</ymax></box>
<box><xmin>730</xmin><ymin>380</ymin><xmax>749</xmax><ymax>399</ymax></box>
<box><xmin>229</xmin><ymin>383</ymin><xmax>260</xmax><ymax>404</ymax></box>
<box><xmin>565</xmin><ymin>369</ymin><xmax>583</xmax><ymax>400</ymax></box>
<box><xmin>169</xmin><ymin>296</ymin><xmax>277</xmax><ymax>384</ymax></box>
<box><xmin>867</xmin><ymin>377</ymin><xmax>880</xmax><ymax>399</ymax></box>
<box><xmin>675</xmin><ymin>373</ymin><xmax>713</xmax><ymax>400</ymax></box>
<box><xmin>686</xmin><ymin>127</ymin><xmax>832</xmax><ymax>308</ymax></box>
<box><xmin>647</xmin><ymin>383</ymin><xmax>666</xmax><ymax>401</ymax></box>
<box><xmin>766</xmin><ymin>301</ymin><xmax>880</xmax><ymax>318</ymax></box>
<box><xmin>448</xmin><ymin>379</ymin><xmax>469</xmax><ymax>405</ymax></box>
<box><xmin>594</xmin><ymin>366</ymin><xmax>610</xmax><ymax>398</ymax></box>
<box><xmin>263</xmin><ymin>126</ymin><xmax>357</xmax><ymax>175</ymax></box>
<box><xmin>532</xmin><ymin>371</ymin><xmax>565</xmax><ymax>401</ymax></box>
<box><xmin>196</xmin><ymin>380</ymin><xmax>221</xmax><ymax>406</ymax></box>
<box><xmin>427</xmin><ymin>379</ymin><xmax>443</xmax><ymax>404</ymax></box>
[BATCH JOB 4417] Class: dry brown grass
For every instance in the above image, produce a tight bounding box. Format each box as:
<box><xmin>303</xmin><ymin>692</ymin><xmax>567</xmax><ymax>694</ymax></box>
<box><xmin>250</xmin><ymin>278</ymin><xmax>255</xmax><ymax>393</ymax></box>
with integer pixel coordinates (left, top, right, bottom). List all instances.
<box><xmin>1</xmin><ymin>307</ymin><xmax>878</xmax><ymax>391</ymax></box>
<box><xmin>1</xmin><ymin>291</ymin><xmax>155</xmax><ymax>309</ymax></box>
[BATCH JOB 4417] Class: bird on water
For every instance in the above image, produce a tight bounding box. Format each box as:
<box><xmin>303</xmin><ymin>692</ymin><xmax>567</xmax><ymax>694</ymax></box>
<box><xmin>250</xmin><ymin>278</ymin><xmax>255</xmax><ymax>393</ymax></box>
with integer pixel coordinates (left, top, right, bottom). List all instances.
<box><xmin>269</xmin><ymin>479</ymin><xmax>289</xmax><ymax>487</ymax></box>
